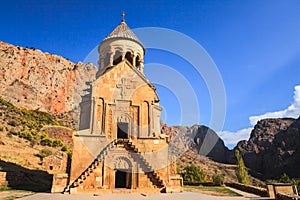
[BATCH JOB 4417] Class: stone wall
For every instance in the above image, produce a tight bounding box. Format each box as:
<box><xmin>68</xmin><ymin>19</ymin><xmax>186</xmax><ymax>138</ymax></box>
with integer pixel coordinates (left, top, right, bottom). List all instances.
<box><xmin>42</xmin><ymin>151</ymin><xmax>68</xmax><ymax>173</ymax></box>
<box><xmin>69</xmin><ymin>134</ymin><xmax>109</xmax><ymax>182</ymax></box>
<box><xmin>0</xmin><ymin>172</ymin><xmax>8</xmax><ymax>187</ymax></box>
<box><xmin>276</xmin><ymin>193</ymin><xmax>299</xmax><ymax>200</ymax></box>
<box><xmin>0</xmin><ymin>160</ymin><xmax>53</xmax><ymax>192</ymax></box>
<box><xmin>51</xmin><ymin>173</ymin><xmax>68</xmax><ymax>193</ymax></box>
<box><xmin>225</xmin><ymin>182</ymin><xmax>268</xmax><ymax>197</ymax></box>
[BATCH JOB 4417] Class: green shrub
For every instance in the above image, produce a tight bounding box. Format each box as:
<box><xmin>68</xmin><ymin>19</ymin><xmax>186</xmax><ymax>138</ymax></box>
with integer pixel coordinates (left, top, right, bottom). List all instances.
<box><xmin>41</xmin><ymin>137</ymin><xmax>53</xmax><ymax>146</ymax></box>
<box><xmin>40</xmin><ymin>148</ymin><xmax>52</xmax><ymax>159</ymax></box>
<box><xmin>212</xmin><ymin>173</ymin><xmax>224</xmax><ymax>185</ymax></box>
<box><xmin>66</xmin><ymin>149</ymin><xmax>72</xmax><ymax>159</ymax></box>
<box><xmin>0</xmin><ymin>126</ymin><xmax>3</xmax><ymax>131</ymax></box>
<box><xmin>279</xmin><ymin>173</ymin><xmax>291</xmax><ymax>183</ymax></box>
<box><xmin>0</xmin><ymin>96</ymin><xmax>15</xmax><ymax>109</ymax></box>
<box><xmin>52</xmin><ymin>139</ymin><xmax>64</xmax><ymax>147</ymax></box>
<box><xmin>182</xmin><ymin>165</ymin><xmax>206</xmax><ymax>182</ymax></box>
<box><xmin>20</xmin><ymin>109</ymin><xmax>60</xmax><ymax>126</ymax></box>
<box><xmin>18</xmin><ymin>130</ymin><xmax>35</xmax><ymax>141</ymax></box>
<box><xmin>61</xmin><ymin>145</ymin><xmax>72</xmax><ymax>159</ymax></box>
<box><xmin>61</xmin><ymin>145</ymin><xmax>68</xmax><ymax>152</ymax></box>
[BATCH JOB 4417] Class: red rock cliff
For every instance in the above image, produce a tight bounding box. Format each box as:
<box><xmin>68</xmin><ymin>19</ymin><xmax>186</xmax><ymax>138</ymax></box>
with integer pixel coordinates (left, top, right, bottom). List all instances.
<box><xmin>0</xmin><ymin>41</ymin><xmax>97</xmax><ymax>127</ymax></box>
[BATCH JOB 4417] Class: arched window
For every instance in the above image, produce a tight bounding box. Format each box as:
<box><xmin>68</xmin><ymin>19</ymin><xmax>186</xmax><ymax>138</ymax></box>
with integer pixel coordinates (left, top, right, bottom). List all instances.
<box><xmin>141</xmin><ymin>101</ymin><xmax>149</xmax><ymax>137</ymax></box>
<box><xmin>125</xmin><ymin>52</ymin><xmax>133</xmax><ymax>65</ymax></box>
<box><xmin>117</xmin><ymin>114</ymin><xmax>131</xmax><ymax>139</ymax></box>
<box><xmin>104</xmin><ymin>52</ymin><xmax>110</xmax><ymax>66</ymax></box>
<box><xmin>113</xmin><ymin>50</ymin><xmax>122</xmax><ymax>65</ymax></box>
<box><xmin>135</xmin><ymin>55</ymin><xmax>140</xmax><ymax>68</ymax></box>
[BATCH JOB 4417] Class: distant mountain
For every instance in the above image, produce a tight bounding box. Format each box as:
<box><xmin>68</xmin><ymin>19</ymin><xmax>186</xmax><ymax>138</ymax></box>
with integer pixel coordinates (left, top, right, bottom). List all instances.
<box><xmin>234</xmin><ymin>117</ymin><xmax>300</xmax><ymax>179</ymax></box>
<box><xmin>161</xmin><ymin>123</ymin><xmax>231</xmax><ymax>163</ymax></box>
<box><xmin>162</xmin><ymin>117</ymin><xmax>300</xmax><ymax>180</ymax></box>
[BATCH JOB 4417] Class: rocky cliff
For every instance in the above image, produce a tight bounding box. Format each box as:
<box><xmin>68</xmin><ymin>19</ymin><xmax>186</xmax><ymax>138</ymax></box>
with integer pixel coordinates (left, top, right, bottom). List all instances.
<box><xmin>0</xmin><ymin>41</ymin><xmax>97</xmax><ymax>127</ymax></box>
<box><xmin>163</xmin><ymin>117</ymin><xmax>300</xmax><ymax>180</ymax></box>
<box><xmin>161</xmin><ymin>123</ymin><xmax>231</xmax><ymax>163</ymax></box>
<box><xmin>235</xmin><ymin>117</ymin><xmax>300</xmax><ymax>179</ymax></box>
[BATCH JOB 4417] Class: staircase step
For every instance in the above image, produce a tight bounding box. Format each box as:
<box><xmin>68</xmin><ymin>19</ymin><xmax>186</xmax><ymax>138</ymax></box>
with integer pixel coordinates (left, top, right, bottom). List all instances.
<box><xmin>124</xmin><ymin>140</ymin><xmax>165</xmax><ymax>189</ymax></box>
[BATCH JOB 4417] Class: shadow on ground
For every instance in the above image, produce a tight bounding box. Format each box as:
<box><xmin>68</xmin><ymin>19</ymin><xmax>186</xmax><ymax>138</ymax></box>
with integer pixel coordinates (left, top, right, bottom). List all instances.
<box><xmin>0</xmin><ymin>160</ymin><xmax>52</xmax><ymax>192</ymax></box>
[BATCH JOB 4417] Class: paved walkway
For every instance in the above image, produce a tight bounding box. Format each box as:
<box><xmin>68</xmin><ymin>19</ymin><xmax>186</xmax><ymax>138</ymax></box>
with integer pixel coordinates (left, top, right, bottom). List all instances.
<box><xmin>19</xmin><ymin>191</ymin><xmax>260</xmax><ymax>200</ymax></box>
<box><xmin>226</xmin><ymin>187</ymin><xmax>260</xmax><ymax>198</ymax></box>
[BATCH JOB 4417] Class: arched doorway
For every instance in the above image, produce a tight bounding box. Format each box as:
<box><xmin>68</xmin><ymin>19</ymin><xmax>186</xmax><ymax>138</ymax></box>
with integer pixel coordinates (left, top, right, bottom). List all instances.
<box><xmin>114</xmin><ymin>157</ymin><xmax>132</xmax><ymax>189</ymax></box>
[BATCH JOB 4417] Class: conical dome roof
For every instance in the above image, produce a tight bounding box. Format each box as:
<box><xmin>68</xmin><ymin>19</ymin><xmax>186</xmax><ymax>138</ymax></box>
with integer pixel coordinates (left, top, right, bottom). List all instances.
<box><xmin>102</xmin><ymin>21</ymin><xmax>144</xmax><ymax>48</ymax></box>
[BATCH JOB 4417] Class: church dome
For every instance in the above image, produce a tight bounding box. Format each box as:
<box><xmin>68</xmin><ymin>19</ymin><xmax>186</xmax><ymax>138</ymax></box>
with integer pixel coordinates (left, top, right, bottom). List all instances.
<box><xmin>101</xmin><ymin>21</ymin><xmax>144</xmax><ymax>49</ymax></box>
<box><xmin>97</xmin><ymin>17</ymin><xmax>145</xmax><ymax>77</ymax></box>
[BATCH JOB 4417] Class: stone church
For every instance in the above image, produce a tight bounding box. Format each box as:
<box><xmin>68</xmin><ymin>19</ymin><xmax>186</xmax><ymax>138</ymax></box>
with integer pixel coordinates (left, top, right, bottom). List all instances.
<box><xmin>63</xmin><ymin>17</ymin><xmax>182</xmax><ymax>194</ymax></box>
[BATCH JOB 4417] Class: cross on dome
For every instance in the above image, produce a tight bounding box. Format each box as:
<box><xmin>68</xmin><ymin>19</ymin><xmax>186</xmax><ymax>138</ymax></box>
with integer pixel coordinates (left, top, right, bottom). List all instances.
<box><xmin>121</xmin><ymin>11</ymin><xmax>126</xmax><ymax>22</ymax></box>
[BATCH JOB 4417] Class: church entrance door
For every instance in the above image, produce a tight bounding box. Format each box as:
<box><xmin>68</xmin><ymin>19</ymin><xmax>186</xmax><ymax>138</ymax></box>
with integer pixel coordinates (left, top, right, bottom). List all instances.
<box><xmin>115</xmin><ymin>170</ymin><xmax>131</xmax><ymax>188</ymax></box>
<box><xmin>117</xmin><ymin>122</ymin><xmax>128</xmax><ymax>139</ymax></box>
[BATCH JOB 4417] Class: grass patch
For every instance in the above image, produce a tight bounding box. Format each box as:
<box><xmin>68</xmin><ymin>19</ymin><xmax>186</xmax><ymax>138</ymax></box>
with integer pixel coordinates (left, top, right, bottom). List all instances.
<box><xmin>184</xmin><ymin>185</ymin><xmax>242</xmax><ymax>196</ymax></box>
<box><xmin>0</xmin><ymin>187</ymin><xmax>11</xmax><ymax>192</ymax></box>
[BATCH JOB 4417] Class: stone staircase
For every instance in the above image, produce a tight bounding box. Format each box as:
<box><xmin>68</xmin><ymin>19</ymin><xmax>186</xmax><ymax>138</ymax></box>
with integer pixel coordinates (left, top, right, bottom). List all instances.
<box><xmin>63</xmin><ymin>139</ymin><xmax>118</xmax><ymax>193</ymax></box>
<box><xmin>120</xmin><ymin>139</ymin><xmax>165</xmax><ymax>190</ymax></box>
<box><xmin>63</xmin><ymin>139</ymin><xmax>166</xmax><ymax>193</ymax></box>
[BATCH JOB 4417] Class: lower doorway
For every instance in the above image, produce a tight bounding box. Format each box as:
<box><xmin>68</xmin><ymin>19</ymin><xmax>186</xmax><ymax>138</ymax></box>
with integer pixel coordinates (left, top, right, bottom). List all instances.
<box><xmin>115</xmin><ymin>170</ymin><xmax>131</xmax><ymax>189</ymax></box>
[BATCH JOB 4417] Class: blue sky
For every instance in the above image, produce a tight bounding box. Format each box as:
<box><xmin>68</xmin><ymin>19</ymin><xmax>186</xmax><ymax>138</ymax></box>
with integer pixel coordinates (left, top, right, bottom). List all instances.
<box><xmin>1</xmin><ymin>0</ymin><xmax>300</xmax><ymax>148</ymax></box>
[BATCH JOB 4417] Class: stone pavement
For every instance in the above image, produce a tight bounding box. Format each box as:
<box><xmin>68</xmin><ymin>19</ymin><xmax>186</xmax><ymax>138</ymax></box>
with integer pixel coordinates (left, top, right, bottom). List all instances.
<box><xmin>19</xmin><ymin>191</ymin><xmax>259</xmax><ymax>200</ymax></box>
<box><xmin>226</xmin><ymin>187</ymin><xmax>260</xmax><ymax>198</ymax></box>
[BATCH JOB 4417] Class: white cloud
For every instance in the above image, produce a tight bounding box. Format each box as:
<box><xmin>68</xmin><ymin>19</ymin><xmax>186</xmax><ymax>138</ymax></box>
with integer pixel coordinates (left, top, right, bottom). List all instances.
<box><xmin>218</xmin><ymin>85</ymin><xmax>300</xmax><ymax>148</ymax></box>
<box><xmin>249</xmin><ymin>85</ymin><xmax>300</xmax><ymax>126</ymax></box>
<box><xmin>218</xmin><ymin>128</ymin><xmax>252</xmax><ymax>149</ymax></box>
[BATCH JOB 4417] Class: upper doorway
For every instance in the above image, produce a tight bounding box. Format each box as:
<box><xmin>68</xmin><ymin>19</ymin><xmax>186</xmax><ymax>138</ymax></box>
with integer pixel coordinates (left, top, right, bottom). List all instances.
<box><xmin>117</xmin><ymin>122</ymin><xmax>128</xmax><ymax>139</ymax></box>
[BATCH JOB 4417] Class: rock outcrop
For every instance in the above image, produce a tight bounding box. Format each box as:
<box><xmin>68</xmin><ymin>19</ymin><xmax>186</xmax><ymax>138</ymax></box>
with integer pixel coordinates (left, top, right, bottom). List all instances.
<box><xmin>0</xmin><ymin>41</ymin><xmax>97</xmax><ymax>127</ymax></box>
<box><xmin>235</xmin><ymin>117</ymin><xmax>300</xmax><ymax>179</ymax></box>
<box><xmin>162</xmin><ymin>123</ymin><xmax>231</xmax><ymax>163</ymax></box>
<box><xmin>163</xmin><ymin>117</ymin><xmax>300</xmax><ymax>180</ymax></box>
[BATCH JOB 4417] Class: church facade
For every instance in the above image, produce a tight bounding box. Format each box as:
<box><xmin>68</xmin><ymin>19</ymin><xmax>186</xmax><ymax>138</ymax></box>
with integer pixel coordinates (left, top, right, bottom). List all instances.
<box><xmin>64</xmin><ymin>18</ymin><xmax>182</xmax><ymax>194</ymax></box>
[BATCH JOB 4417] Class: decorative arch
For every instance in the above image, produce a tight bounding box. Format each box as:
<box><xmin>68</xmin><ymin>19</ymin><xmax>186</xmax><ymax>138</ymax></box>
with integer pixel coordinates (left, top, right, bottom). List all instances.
<box><xmin>114</xmin><ymin>156</ymin><xmax>132</xmax><ymax>170</ymax></box>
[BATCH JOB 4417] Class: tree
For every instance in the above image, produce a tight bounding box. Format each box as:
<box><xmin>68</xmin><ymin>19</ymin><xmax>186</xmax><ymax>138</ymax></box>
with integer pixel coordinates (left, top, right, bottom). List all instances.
<box><xmin>235</xmin><ymin>150</ymin><xmax>250</xmax><ymax>184</ymax></box>
<box><xmin>213</xmin><ymin>173</ymin><xmax>224</xmax><ymax>185</ymax></box>
<box><xmin>182</xmin><ymin>165</ymin><xmax>206</xmax><ymax>183</ymax></box>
